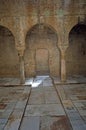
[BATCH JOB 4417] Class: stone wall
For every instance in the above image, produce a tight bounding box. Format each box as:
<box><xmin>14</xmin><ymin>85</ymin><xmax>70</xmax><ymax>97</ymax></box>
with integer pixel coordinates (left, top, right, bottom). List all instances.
<box><xmin>24</xmin><ymin>24</ymin><xmax>60</xmax><ymax>77</ymax></box>
<box><xmin>0</xmin><ymin>26</ymin><xmax>19</xmax><ymax>77</ymax></box>
<box><xmin>66</xmin><ymin>24</ymin><xmax>86</xmax><ymax>76</ymax></box>
<box><xmin>0</xmin><ymin>0</ymin><xmax>86</xmax><ymax>79</ymax></box>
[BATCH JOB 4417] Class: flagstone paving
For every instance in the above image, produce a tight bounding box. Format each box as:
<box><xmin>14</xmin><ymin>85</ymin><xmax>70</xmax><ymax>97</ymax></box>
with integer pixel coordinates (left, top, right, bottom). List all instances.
<box><xmin>0</xmin><ymin>76</ymin><xmax>86</xmax><ymax>130</ymax></box>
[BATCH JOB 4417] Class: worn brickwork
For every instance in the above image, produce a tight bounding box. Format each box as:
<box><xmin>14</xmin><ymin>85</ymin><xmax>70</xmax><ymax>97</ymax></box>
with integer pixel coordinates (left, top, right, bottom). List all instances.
<box><xmin>0</xmin><ymin>0</ymin><xmax>86</xmax><ymax>79</ymax></box>
<box><xmin>24</xmin><ymin>24</ymin><xmax>60</xmax><ymax>77</ymax></box>
<box><xmin>0</xmin><ymin>26</ymin><xmax>19</xmax><ymax>77</ymax></box>
<box><xmin>66</xmin><ymin>24</ymin><xmax>86</xmax><ymax>76</ymax></box>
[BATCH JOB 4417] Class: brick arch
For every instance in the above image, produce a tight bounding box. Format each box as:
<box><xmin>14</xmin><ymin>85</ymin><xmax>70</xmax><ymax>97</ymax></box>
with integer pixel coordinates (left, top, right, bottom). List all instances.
<box><xmin>69</xmin><ymin>23</ymin><xmax>86</xmax><ymax>34</ymax></box>
<box><xmin>0</xmin><ymin>25</ymin><xmax>19</xmax><ymax>77</ymax></box>
<box><xmin>0</xmin><ymin>21</ymin><xmax>15</xmax><ymax>36</ymax></box>
<box><xmin>25</xmin><ymin>23</ymin><xmax>60</xmax><ymax>50</ymax></box>
<box><xmin>66</xmin><ymin>23</ymin><xmax>86</xmax><ymax>50</ymax></box>
<box><xmin>0</xmin><ymin>24</ymin><xmax>15</xmax><ymax>38</ymax></box>
<box><xmin>24</xmin><ymin>23</ymin><xmax>61</xmax><ymax>78</ymax></box>
<box><xmin>66</xmin><ymin>23</ymin><xmax>86</xmax><ymax>77</ymax></box>
<box><xmin>25</xmin><ymin>22</ymin><xmax>58</xmax><ymax>39</ymax></box>
<box><xmin>64</xmin><ymin>17</ymin><xmax>79</xmax><ymax>47</ymax></box>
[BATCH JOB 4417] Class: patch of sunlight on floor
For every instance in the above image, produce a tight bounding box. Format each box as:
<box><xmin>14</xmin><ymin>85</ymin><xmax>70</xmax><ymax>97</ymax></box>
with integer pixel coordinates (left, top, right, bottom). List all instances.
<box><xmin>25</xmin><ymin>75</ymin><xmax>49</xmax><ymax>87</ymax></box>
<box><xmin>32</xmin><ymin>75</ymin><xmax>49</xmax><ymax>88</ymax></box>
<box><xmin>25</xmin><ymin>78</ymin><xmax>34</xmax><ymax>85</ymax></box>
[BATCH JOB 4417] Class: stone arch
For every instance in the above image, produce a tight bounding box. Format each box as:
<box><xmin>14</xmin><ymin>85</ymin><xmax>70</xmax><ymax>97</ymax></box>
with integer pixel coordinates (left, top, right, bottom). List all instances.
<box><xmin>64</xmin><ymin>17</ymin><xmax>80</xmax><ymax>48</ymax></box>
<box><xmin>66</xmin><ymin>23</ymin><xmax>86</xmax><ymax>78</ymax></box>
<box><xmin>0</xmin><ymin>25</ymin><xmax>19</xmax><ymax>77</ymax></box>
<box><xmin>24</xmin><ymin>23</ymin><xmax>60</xmax><ymax>77</ymax></box>
<box><xmin>25</xmin><ymin>23</ymin><xmax>58</xmax><ymax>40</ymax></box>
<box><xmin>0</xmin><ymin>21</ymin><xmax>15</xmax><ymax>36</ymax></box>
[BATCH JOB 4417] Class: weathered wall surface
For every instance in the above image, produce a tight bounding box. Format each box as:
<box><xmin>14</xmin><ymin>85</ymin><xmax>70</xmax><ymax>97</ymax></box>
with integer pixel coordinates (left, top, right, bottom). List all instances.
<box><xmin>66</xmin><ymin>24</ymin><xmax>86</xmax><ymax>76</ymax></box>
<box><xmin>0</xmin><ymin>0</ymin><xmax>86</xmax><ymax>78</ymax></box>
<box><xmin>24</xmin><ymin>24</ymin><xmax>60</xmax><ymax>77</ymax></box>
<box><xmin>0</xmin><ymin>26</ymin><xmax>19</xmax><ymax>77</ymax></box>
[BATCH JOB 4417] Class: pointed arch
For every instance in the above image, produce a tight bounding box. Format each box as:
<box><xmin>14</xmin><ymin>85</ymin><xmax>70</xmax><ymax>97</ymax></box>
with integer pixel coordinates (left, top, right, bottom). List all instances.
<box><xmin>0</xmin><ymin>25</ymin><xmax>19</xmax><ymax>77</ymax></box>
<box><xmin>24</xmin><ymin>23</ymin><xmax>60</xmax><ymax>78</ymax></box>
<box><xmin>66</xmin><ymin>23</ymin><xmax>86</xmax><ymax>77</ymax></box>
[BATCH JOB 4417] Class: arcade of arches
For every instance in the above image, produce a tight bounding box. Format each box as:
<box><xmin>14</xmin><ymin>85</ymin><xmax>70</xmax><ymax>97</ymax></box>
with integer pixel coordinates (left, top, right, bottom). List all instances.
<box><xmin>0</xmin><ymin>1</ymin><xmax>86</xmax><ymax>130</ymax></box>
<box><xmin>0</xmin><ymin>0</ymin><xmax>86</xmax><ymax>84</ymax></box>
<box><xmin>0</xmin><ymin>23</ymin><xmax>86</xmax><ymax>84</ymax></box>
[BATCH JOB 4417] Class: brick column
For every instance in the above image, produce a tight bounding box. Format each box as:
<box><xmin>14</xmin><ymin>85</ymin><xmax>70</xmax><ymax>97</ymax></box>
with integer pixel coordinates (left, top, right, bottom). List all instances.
<box><xmin>19</xmin><ymin>54</ymin><xmax>25</xmax><ymax>84</ymax></box>
<box><xmin>14</xmin><ymin>18</ymin><xmax>26</xmax><ymax>84</ymax></box>
<box><xmin>61</xmin><ymin>51</ymin><xmax>66</xmax><ymax>82</ymax></box>
<box><xmin>15</xmin><ymin>39</ymin><xmax>25</xmax><ymax>84</ymax></box>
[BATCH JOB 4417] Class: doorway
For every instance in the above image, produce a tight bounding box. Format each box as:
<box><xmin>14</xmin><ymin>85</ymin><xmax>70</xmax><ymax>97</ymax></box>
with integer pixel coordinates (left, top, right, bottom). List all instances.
<box><xmin>25</xmin><ymin>24</ymin><xmax>60</xmax><ymax>77</ymax></box>
<box><xmin>36</xmin><ymin>49</ymin><xmax>49</xmax><ymax>75</ymax></box>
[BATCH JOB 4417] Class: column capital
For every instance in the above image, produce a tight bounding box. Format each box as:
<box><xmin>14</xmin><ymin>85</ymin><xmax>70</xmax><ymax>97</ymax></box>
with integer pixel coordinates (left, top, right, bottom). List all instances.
<box><xmin>59</xmin><ymin>46</ymin><xmax>68</xmax><ymax>56</ymax></box>
<box><xmin>59</xmin><ymin>45</ymin><xmax>68</xmax><ymax>54</ymax></box>
<box><xmin>18</xmin><ymin>49</ymin><xmax>25</xmax><ymax>57</ymax></box>
<box><xmin>15</xmin><ymin>28</ymin><xmax>25</xmax><ymax>53</ymax></box>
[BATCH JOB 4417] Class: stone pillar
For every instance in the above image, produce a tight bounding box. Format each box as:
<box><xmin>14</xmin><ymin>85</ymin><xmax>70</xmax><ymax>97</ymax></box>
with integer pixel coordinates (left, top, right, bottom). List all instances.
<box><xmin>19</xmin><ymin>54</ymin><xmax>25</xmax><ymax>84</ymax></box>
<box><xmin>16</xmin><ymin>39</ymin><xmax>25</xmax><ymax>84</ymax></box>
<box><xmin>61</xmin><ymin>50</ymin><xmax>66</xmax><ymax>82</ymax></box>
<box><xmin>14</xmin><ymin>18</ymin><xmax>26</xmax><ymax>84</ymax></box>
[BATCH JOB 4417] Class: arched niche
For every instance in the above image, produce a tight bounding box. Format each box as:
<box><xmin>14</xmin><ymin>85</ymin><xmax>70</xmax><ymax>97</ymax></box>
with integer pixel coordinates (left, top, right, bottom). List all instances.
<box><xmin>66</xmin><ymin>24</ymin><xmax>86</xmax><ymax>77</ymax></box>
<box><xmin>24</xmin><ymin>23</ymin><xmax>60</xmax><ymax>77</ymax></box>
<box><xmin>0</xmin><ymin>25</ymin><xmax>19</xmax><ymax>77</ymax></box>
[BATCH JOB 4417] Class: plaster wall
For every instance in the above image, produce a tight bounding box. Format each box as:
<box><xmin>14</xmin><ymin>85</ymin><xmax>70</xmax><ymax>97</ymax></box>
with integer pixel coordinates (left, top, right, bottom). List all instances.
<box><xmin>24</xmin><ymin>25</ymin><xmax>60</xmax><ymax>77</ymax></box>
<box><xmin>0</xmin><ymin>26</ymin><xmax>19</xmax><ymax>77</ymax></box>
<box><xmin>0</xmin><ymin>0</ymin><xmax>86</xmax><ymax>78</ymax></box>
<box><xmin>66</xmin><ymin>26</ymin><xmax>86</xmax><ymax>76</ymax></box>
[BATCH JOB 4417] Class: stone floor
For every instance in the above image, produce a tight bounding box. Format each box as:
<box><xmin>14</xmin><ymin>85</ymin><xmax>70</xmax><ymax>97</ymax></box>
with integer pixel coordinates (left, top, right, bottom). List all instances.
<box><xmin>0</xmin><ymin>76</ymin><xmax>86</xmax><ymax>130</ymax></box>
<box><xmin>0</xmin><ymin>75</ymin><xmax>86</xmax><ymax>86</ymax></box>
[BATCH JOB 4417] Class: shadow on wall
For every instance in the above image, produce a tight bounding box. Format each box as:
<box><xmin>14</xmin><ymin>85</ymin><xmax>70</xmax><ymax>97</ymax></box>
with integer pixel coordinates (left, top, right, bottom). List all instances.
<box><xmin>0</xmin><ymin>25</ymin><xmax>19</xmax><ymax>78</ymax></box>
<box><xmin>24</xmin><ymin>24</ymin><xmax>60</xmax><ymax>78</ymax></box>
<box><xmin>66</xmin><ymin>24</ymin><xmax>86</xmax><ymax>77</ymax></box>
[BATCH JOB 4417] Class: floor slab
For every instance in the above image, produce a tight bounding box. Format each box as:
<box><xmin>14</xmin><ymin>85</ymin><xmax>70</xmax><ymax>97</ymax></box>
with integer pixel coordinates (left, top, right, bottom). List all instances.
<box><xmin>0</xmin><ymin>76</ymin><xmax>86</xmax><ymax>130</ymax></box>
